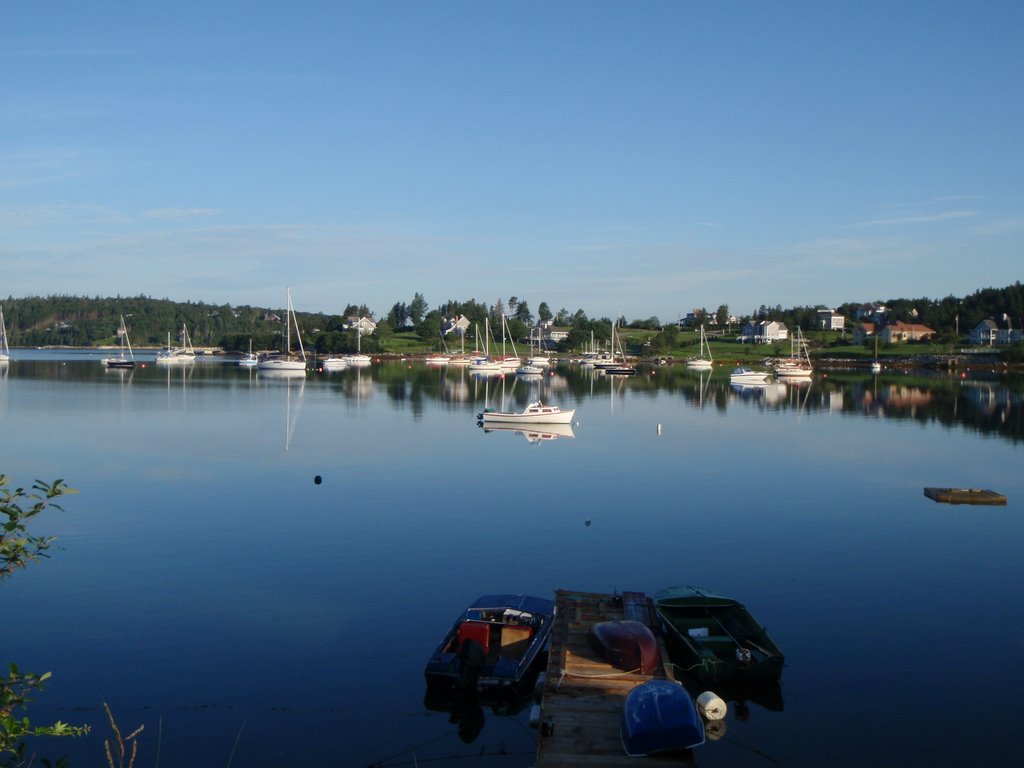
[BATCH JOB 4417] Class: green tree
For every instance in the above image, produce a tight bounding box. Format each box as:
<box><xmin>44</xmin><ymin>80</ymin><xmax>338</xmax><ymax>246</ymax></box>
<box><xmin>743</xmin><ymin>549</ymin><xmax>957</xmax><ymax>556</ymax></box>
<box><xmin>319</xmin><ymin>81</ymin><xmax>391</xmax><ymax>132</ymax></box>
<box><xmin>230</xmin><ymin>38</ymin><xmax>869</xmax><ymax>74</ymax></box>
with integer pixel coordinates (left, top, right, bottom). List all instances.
<box><xmin>537</xmin><ymin>302</ymin><xmax>552</xmax><ymax>324</ymax></box>
<box><xmin>408</xmin><ymin>293</ymin><xmax>428</xmax><ymax>327</ymax></box>
<box><xmin>2</xmin><ymin>477</ymin><xmax>90</xmax><ymax>762</ymax></box>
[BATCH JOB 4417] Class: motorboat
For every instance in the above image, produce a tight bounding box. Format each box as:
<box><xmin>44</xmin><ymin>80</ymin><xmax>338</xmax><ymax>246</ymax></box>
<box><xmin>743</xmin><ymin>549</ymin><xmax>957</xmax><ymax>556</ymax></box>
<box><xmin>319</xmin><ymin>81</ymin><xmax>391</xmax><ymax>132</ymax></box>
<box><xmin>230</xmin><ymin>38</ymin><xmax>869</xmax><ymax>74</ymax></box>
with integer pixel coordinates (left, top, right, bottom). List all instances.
<box><xmin>321</xmin><ymin>356</ymin><xmax>348</xmax><ymax>372</ymax></box>
<box><xmin>653</xmin><ymin>585</ymin><xmax>785</xmax><ymax>683</ymax></box>
<box><xmin>477</xmin><ymin>401</ymin><xmax>575</xmax><ymax>424</ymax></box>
<box><xmin>515</xmin><ymin>364</ymin><xmax>543</xmax><ymax>376</ymax></box>
<box><xmin>729</xmin><ymin>366</ymin><xmax>770</xmax><ymax>385</ymax></box>
<box><xmin>424</xmin><ymin>594</ymin><xmax>555</xmax><ymax>697</ymax></box>
<box><xmin>621</xmin><ymin>679</ymin><xmax>705</xmax><ymax>756</ymax></box>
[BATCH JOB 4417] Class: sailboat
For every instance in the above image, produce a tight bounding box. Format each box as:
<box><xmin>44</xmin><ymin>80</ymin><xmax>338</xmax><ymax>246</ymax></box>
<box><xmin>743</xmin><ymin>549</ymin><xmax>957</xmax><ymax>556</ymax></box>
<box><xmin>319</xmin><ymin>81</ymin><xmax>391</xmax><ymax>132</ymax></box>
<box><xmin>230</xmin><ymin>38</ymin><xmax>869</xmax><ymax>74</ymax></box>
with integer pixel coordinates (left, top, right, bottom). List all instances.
<box><xmin>102</xmin><ymin>315</ymin><xmax>136</xmax><ymax>369</ymax></box>
<box><xmin>0</xmin><ymin>306</ymin><xmax>9</xmax><ymax>364</ymax></box>
<box><xmin>526</xmin><ymin>326</ymin><xmax>550</xmax><ymax>367</ymax></box>
<box><xmin>425</xmin><ymin>330</ymin><xmax>451</xmax><ymax>365</ymax></box>
<box><xmin>469</xmin><ymin>319</ymin><xmax>501</xmax><ymax>374</ymax></box>
<box><xmin>257</xmin><ymin>288</ymin><xmax>307</xmax><ymax>373</ymax></box>
<box><xmin>773</xmin><ymin>328</ymin><xmax>812</xmax><ymax>379</ymax></box>
<box><xmin>686</xmin><ymin>325</ymin><xmax>713</xmax><ymax>370</ymax></box>
<box><xmin>239</xmin><ymin>338</ymin><xmax>258</xmax><ymax>367</ymax></box>
<box><xmin>155</xmin><ymin>324</ymin><xmax>196</xmax><ymax>365</ymax></box>
<box><xmin>599</xmin><ymin>321</ymin><xmax>637</xmax><ymax>376</ymax></box>
<box><xmin>870</xmin><ymin>335</ymin><xmax>882</xmax><ymax>374</ymax></box>
<box><xmin>496</xmin><ymin>315</ymin><xmax>521</xmax><ymax>372</ymax></box>
<box><xmin>342</xmin><ymin>318</ymin><xmax>373</xmax><ymax>366</ymax></box>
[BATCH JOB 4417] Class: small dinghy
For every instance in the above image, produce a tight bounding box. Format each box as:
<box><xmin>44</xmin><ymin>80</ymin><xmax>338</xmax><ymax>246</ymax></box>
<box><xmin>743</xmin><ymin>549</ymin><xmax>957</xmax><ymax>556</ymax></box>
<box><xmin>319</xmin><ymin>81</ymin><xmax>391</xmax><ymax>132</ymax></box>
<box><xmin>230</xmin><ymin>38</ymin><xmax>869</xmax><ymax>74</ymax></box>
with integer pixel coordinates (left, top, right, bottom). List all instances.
<box><xmin>621</xmin><ymin>679</ymin><xmax>705</xmax><ymax>756</ymax></box>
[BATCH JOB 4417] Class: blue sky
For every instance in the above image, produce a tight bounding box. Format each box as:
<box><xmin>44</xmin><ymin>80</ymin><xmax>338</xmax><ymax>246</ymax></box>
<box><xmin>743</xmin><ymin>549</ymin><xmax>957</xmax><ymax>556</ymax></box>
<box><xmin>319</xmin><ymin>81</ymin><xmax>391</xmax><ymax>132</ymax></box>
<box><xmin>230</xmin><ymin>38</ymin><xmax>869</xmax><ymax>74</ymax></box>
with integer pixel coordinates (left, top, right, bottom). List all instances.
<box><xmin>3</xmin><ymin>1</ymin><xmax>1022</xmax><ymax>321</ymax></box>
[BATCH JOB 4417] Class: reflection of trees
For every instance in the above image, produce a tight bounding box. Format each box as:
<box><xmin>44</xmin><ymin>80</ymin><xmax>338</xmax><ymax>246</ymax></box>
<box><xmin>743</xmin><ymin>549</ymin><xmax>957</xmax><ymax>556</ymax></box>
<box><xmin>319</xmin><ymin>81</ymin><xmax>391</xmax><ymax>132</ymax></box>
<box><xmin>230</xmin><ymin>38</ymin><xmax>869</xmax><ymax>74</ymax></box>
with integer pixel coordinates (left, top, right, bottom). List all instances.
<box><xmin>370</xmin><ymin>364</ymin><xmax>1024</xmax><ymax>444</ymax></box>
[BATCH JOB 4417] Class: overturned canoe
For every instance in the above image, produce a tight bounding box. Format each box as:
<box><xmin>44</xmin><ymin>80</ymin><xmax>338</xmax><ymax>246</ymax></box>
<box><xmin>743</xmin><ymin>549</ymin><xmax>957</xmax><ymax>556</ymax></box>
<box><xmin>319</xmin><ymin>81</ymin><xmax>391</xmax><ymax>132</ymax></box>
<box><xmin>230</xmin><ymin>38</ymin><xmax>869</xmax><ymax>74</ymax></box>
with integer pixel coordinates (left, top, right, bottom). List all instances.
<box><xmin>587</xmin><ymin>620</ymin><xmax>660</xmax><ymax>674</ymax></box>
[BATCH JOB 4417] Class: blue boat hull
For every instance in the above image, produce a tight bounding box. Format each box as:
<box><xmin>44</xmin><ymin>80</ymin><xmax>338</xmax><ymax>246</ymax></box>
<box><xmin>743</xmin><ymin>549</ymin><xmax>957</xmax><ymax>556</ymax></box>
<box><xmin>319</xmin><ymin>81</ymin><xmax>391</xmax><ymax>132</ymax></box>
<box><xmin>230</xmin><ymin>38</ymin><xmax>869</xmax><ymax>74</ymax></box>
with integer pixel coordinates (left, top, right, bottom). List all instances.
<box><xmin>621</xmin><ymin>679</ymin><xmax>704</xmax><ymax>756</ymax></box>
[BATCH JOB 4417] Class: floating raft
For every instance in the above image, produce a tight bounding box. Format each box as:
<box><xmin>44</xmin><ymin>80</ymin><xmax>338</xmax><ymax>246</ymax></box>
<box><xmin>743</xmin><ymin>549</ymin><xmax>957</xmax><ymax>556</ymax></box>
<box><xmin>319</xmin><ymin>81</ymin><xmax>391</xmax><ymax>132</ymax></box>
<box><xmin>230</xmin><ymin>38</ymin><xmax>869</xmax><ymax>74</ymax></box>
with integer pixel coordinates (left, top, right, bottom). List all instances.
<box><xmin>534</xmin><ymin>589</ymin><xmax>675</xmax><ymax>767</ymax></box>
<box><xmin>923</xmin><ymin>487</ymin><xmax>1007</xmax><ymax>506</ymax></box>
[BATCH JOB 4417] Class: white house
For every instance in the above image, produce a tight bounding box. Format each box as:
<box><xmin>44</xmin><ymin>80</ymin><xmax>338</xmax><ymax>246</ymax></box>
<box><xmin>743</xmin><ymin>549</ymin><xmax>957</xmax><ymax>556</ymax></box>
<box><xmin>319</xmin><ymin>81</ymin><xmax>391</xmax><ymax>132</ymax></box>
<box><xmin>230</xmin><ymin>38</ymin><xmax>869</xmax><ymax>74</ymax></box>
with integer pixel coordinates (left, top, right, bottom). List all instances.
<box><xmin>969</xmin><ymin>315</ymin><xmax>1022</xmax><ymax>346</ymax></box>
<box><xmin>444</xmin><ymin>315</ymin><xmax>470</xmax><ymax>335</ymax></box>
<box><xmin>741</xmin><ymin>320</ymin><xmax>789</xmax><ymax>344</ymax></box>
<box><xmin>881</xmin><ymin>321</ymin><xmax>935</xmax><ymax>344</ymax></box>
<box><xmin>346</xmin><ymin>316</ymin><xmax>377</xmax><ymax>336</ymax></box>
<box><xmin>817</xmin><ymin>308</ymin><xmax>845</xmax><ymax>331</ymax></box>
<box><xmin>536</xmin><ymin>321</ymin><xmax>569</xmax><ymax>345</ymax></box>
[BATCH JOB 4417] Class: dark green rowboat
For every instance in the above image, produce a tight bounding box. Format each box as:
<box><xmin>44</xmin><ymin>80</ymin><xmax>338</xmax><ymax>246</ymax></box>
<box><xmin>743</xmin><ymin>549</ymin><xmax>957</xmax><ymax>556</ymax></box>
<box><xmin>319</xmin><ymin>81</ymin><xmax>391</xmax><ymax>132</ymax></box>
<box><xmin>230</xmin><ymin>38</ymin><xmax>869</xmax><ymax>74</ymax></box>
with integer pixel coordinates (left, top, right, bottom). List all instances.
<box><xmin>653</xmin><ymin>586</ymin><xmax>784</xmax><ymax>683</ymax></box>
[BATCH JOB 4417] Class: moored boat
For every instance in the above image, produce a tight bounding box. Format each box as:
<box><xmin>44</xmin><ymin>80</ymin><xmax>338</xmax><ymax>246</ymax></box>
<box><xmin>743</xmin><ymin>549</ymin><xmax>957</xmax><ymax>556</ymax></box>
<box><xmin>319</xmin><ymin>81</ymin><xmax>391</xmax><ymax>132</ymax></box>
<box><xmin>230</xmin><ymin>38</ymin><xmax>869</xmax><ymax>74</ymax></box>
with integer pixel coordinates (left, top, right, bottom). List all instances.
<box><xmin>653</xmin><ymin>585</ymin><xmax>784</xmax><ymax>683</ymax></box>
<box><xmin>621</xmin><ymin>679</ymin><xmax>705</xmax><ymax>756</ymax></box>
<box><xmin>477</xmin><ymin>400</ymin><xmax>574</xmax><ymax>424</ymax></box>
<box><xmin>257</xmin><ymin>288</ymin><xmax>306</xmax><ymax>374</ymax></box>
<box><xmin>729</xmin><ymin>366</ymin><xmax>770</xmax><ymax>385</ymax></box>
<box><xmin>686</xmin><ymin>325</ymin><xmax>713</xmax><ymax>370</ymax></box>
<box><xmin>424</xmin><ymin>594</ymin><xmax>555</xmax><ymax>697</ymax></box>
<box><xmin>102</xmin><ymin>315</ymin><xmax>136</xmax><ymax>369</ymax></box>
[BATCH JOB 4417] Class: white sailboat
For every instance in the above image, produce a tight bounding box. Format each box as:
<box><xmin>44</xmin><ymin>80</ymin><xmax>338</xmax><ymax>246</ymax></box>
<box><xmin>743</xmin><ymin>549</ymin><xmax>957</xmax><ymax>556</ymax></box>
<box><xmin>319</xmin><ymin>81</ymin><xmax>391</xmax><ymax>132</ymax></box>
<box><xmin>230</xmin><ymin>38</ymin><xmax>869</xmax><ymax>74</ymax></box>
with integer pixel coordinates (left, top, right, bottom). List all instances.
<box><xmin>155</xmin><ymin>324</ymin><xmax>196</xmax><ymax>365</ymax></box>
<box><xmin>239</xmin><ymin>338</ymin><xmax>258</xmax><ymax>367</ymax></box>
<box><xmin>526</xmin><ymin>326</ymin><xmax>550</xmax><ymax>367</ymax></box>
<box><xmin>342</xmin><ymin>320</ymin><xmax>372</xmax><ymax>366</ymax></box>
<box><xmin>257</xmin><ymin>288</ymin><xmax>307</xmax><ymax>374</ymax></box>
<box><xmin>469</xmin><ymin>319</ymin><xmax>501</xmax><ymax>374</ymax></box>
<box><xmin>773</xmin><ymin>328</ymin><xmax>812</xmax><ymax>379</ymax></box>
<box><xmin>0</xmin><ymin>306</ymin><xmax>9</xmax><ymax>363</ymax></box>
<box><xmin>686</xmin><ymin>325</ymin><xmax>713</xmax><ymax>370</ymax></box>
<box><xmin>102</xmin><ymin>315</ymin><xmax>136</xmax><ymax>369</ymax></box>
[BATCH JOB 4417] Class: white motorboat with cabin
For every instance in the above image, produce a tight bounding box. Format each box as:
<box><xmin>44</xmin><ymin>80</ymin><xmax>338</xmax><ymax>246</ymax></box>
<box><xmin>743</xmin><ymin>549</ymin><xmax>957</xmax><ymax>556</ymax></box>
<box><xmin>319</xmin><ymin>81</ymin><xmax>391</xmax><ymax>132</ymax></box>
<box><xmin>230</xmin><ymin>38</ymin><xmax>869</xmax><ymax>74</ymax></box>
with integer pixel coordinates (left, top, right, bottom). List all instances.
<box><xmin>477</xmin><ymin>400</ymin><xmax>575</xmax><ymax>425</ymax></box>
<box><xmin>729</xmin><ymin>366</ymin><xmax>770</xmax><ymax>385</ymax></box>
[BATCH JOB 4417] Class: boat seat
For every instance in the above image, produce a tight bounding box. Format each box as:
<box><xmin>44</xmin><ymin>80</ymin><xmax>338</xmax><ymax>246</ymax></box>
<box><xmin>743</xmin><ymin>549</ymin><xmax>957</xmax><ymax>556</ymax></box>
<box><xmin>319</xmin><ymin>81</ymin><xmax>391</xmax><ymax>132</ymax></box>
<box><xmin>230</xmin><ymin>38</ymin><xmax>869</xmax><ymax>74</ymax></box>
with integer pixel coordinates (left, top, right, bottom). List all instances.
<box><xmin>499</xmin><ymin>625</ymin><xmax>533</xmax><ymax>656</ymax></box>
<box><xmin>458</xmin><ymin>621</ymin><xmax>491</xmax><ymax>654</ymax></box>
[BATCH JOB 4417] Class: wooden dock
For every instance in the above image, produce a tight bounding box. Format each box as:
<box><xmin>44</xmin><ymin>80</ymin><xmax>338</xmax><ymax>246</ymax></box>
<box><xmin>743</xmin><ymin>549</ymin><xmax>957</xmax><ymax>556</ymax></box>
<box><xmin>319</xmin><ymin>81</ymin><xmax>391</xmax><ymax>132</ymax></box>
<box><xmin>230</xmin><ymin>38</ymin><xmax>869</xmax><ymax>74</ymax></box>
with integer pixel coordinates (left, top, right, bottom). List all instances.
<box><xmin>534</xmin><ymin>589</ymin><xmax>674</xmax><ymax>767</ymax></box>
<box><xmin>923</xmin><ymin>487</ymin><xmax>1007</xmax><ymax>505</ymax></box>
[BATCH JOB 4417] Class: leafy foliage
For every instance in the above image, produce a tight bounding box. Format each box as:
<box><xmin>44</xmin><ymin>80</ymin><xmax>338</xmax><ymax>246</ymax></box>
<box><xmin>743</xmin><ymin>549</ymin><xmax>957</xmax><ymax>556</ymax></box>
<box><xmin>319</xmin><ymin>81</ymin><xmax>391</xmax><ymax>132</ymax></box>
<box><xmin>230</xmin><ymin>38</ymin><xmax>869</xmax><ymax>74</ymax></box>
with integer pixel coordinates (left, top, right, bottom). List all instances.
<box><xmin>1</xmin><ymin>477</ymin><xmax>88</xmax><ymax>765</ymax></box>
<box><xmin>0</xmin><ymin>477</ymin><xmax>75</xmax><ymax>578</ymax></box>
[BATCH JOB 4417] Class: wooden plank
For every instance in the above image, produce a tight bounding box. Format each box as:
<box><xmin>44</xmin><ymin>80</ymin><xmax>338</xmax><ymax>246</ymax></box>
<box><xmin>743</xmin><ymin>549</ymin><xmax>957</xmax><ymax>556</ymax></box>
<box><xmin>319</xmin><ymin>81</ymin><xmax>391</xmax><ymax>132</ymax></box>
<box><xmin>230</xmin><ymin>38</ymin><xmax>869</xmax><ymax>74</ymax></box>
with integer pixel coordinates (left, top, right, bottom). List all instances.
<box><xmin>924</xmin><ymin>487</ymin><xmax>1007</xmax><ymax>505</ymax></box>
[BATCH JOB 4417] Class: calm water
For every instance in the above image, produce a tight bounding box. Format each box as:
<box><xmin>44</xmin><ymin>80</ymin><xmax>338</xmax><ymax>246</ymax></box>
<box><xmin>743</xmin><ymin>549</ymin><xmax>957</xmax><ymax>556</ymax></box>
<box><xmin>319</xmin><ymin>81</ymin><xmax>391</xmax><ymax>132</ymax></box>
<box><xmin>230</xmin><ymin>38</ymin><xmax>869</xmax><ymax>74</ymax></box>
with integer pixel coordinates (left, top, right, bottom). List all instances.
<box><xmin>2</xmin><ymin>351</ymin><xmax>1023</xmax><ymax>767</ymax></box>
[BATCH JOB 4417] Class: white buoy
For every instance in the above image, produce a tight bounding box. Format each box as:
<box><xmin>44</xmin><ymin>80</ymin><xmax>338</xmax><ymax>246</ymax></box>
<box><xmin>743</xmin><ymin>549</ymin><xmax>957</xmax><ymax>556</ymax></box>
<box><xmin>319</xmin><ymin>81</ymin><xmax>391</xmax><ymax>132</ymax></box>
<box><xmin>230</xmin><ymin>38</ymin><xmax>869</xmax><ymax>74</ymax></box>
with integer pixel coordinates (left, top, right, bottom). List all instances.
<box><xmin>696</xmin><ymin>690</ymin><xmax>727</xmax><ymax>721</ymax></box>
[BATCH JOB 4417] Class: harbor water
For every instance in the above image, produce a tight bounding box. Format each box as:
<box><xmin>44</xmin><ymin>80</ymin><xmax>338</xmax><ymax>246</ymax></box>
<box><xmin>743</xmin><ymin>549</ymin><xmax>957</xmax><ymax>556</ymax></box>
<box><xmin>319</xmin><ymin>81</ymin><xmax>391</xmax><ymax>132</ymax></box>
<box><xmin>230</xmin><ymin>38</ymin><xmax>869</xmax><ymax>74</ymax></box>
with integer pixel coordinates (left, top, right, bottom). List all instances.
<box><xmin>1</xmin><ymin>350</ymin><xmax>1022</xmax><ymax>767</ymax></box>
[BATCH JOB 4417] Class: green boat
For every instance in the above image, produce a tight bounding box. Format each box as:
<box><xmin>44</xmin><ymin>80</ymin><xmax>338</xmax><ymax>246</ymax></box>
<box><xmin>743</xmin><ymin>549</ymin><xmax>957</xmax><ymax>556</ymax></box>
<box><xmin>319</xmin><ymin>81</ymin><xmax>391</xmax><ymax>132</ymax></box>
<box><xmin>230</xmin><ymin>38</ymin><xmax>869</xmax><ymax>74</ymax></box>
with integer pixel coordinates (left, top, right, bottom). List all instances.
<box><xmin>653</xmin><ymin>586</ymin><xmax>785</xmax><ymax>683</ymax></box>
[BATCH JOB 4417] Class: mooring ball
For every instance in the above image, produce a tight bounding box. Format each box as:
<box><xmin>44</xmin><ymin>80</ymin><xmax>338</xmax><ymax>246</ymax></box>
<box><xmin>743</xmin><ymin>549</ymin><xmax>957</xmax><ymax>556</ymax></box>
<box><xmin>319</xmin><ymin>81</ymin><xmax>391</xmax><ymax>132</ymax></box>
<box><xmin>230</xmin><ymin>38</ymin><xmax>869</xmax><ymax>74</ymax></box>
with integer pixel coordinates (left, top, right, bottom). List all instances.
<box><xmin>314</xmin><ymin>475</ymin><xmax>322</xmax><ymax>485</ymax></box>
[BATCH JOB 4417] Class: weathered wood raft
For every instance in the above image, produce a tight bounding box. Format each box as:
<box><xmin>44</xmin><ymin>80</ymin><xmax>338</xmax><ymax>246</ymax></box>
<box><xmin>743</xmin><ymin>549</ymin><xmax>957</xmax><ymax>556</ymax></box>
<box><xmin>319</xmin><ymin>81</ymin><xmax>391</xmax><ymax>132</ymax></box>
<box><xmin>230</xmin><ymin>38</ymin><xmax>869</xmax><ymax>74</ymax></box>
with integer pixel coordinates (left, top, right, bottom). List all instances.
<box><xmin>534</xmin><ymin>589</ymin><xmax>676</xmax><ymax>767</ymax></box>
<box><xmin>923</xmin><ymin>487</ymin><xmax>1007</xmax><ymax>505</ymax></box>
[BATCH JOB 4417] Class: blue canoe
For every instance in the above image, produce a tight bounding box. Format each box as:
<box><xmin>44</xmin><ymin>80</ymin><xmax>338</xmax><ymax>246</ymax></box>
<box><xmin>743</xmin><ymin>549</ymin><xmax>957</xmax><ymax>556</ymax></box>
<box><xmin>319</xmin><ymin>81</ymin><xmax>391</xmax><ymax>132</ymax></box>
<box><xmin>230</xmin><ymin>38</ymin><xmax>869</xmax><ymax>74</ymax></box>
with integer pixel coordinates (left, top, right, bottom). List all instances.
<box><xmin>621</xmin><ymin>679</ymin><xmax>705</xmax><ymax>756</ymax></box>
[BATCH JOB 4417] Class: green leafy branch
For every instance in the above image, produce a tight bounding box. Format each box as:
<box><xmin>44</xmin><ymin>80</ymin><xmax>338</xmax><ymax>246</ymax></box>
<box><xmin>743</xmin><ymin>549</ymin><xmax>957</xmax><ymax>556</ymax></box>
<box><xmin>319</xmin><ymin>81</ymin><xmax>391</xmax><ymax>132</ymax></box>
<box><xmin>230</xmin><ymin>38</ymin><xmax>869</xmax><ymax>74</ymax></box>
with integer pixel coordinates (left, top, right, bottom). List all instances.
<box><xmin>1</xmin><ymin>476</ymin><xmax>76</xmax><ymax>578</ymax></box>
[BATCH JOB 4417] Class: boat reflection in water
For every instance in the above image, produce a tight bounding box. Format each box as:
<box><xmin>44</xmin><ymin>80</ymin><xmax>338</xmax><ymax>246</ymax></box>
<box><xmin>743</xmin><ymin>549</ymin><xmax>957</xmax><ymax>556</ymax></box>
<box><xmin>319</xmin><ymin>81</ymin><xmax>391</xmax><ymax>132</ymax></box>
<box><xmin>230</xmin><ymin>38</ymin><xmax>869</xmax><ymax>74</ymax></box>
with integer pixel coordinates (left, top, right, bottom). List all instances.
<box><xmin>480</xmin><ymin>421</ymin><xmax>575</xmax><ymax>444</ymax></box>
<box><xmin>423</xmin><ymin>665</ymin><xmax>543</xmax><ymax>744</ymax></box>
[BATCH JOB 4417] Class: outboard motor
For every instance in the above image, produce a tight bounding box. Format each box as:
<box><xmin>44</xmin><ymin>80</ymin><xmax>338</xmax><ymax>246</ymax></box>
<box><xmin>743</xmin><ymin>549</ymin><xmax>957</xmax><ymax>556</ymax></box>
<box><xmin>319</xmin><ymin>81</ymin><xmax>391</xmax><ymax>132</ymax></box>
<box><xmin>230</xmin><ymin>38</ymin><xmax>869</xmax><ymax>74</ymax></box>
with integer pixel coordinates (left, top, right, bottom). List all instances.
<box><xmin>455</xmin><ymin>637</ymin><xmax>486</xmax><ymax>693</ymax></box>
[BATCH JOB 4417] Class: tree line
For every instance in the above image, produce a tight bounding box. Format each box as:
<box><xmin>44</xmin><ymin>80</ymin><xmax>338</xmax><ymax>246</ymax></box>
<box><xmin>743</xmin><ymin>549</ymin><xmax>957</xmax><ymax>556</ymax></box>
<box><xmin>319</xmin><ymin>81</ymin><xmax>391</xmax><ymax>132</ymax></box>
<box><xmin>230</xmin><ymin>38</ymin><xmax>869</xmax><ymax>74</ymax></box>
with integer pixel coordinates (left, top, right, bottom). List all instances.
<box><xmin>3</xmin><ymin>282</ymin><xmax>1021</xmax><ymax>353</ymax></box>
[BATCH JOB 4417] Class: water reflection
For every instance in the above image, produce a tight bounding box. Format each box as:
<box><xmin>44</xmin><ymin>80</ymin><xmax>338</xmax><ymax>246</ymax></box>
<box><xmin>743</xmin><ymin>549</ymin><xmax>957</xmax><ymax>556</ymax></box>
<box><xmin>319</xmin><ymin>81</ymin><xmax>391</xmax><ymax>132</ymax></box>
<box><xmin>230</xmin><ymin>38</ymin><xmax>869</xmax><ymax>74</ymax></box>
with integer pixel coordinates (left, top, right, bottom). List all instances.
<box><xmin>3</xmin><ymin>354</ymin><xmax>1024</xmax><ymax>443</ymax></box>
<box><xmin>480</xmin><ymin>422</ymin><xmax>576</xmax><ymax>445</ymax></box>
